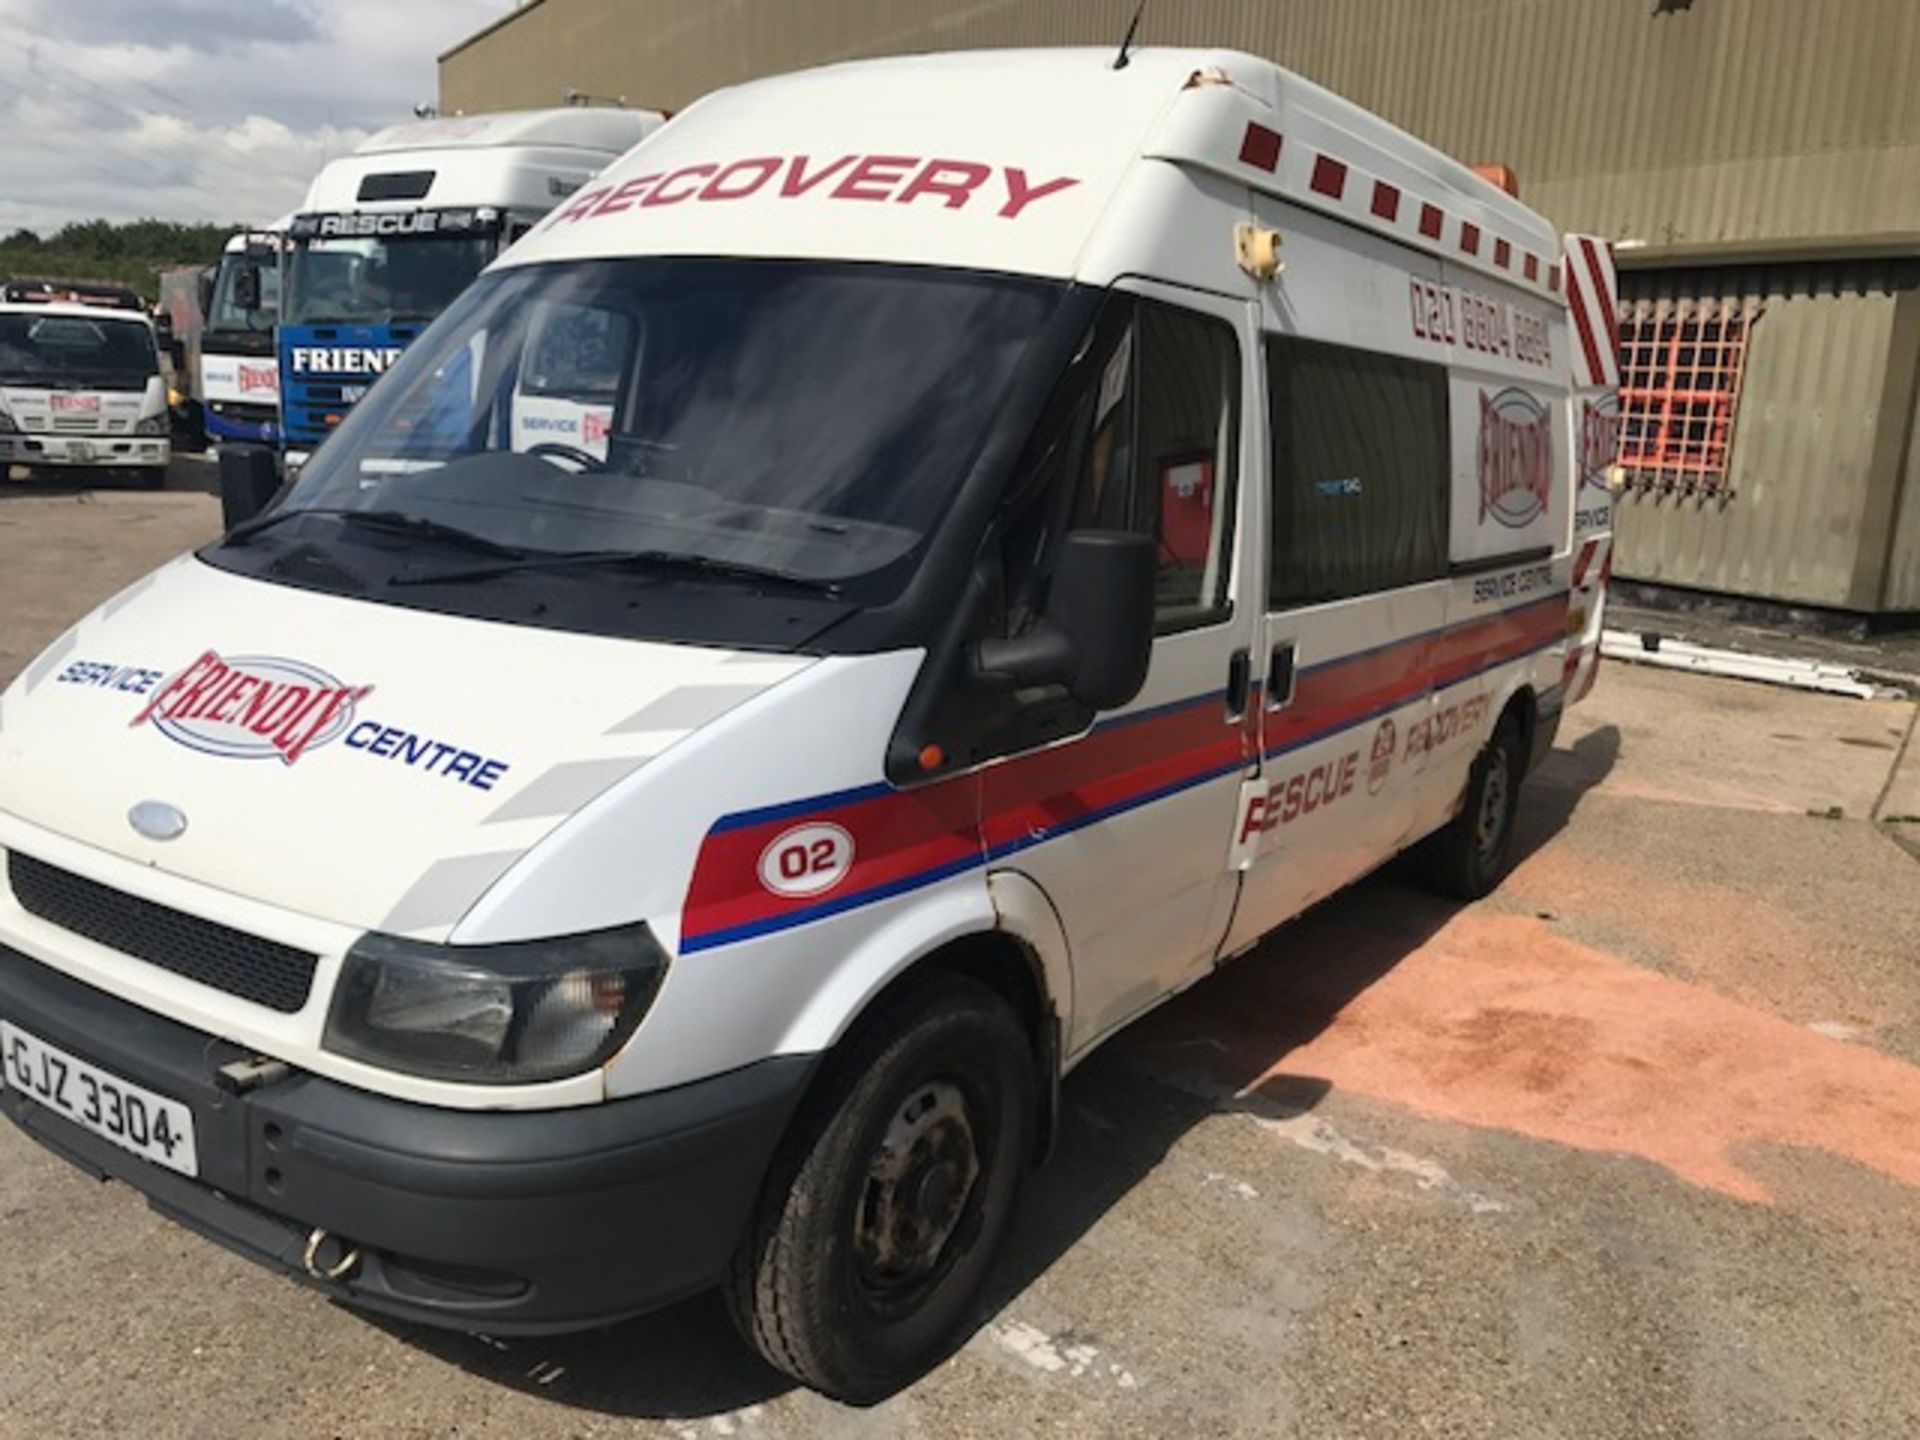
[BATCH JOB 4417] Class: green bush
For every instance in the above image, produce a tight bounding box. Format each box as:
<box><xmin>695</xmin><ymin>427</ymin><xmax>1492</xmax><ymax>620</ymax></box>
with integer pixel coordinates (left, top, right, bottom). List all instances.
<box><xmin>0</xmin><ymin>220</ymin><xmax>237</xmax><ymax>302</ymax></box>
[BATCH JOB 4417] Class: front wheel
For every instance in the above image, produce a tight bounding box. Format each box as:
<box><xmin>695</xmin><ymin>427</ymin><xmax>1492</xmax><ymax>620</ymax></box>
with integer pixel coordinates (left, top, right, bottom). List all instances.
<box><xmin>725</xmin><ymin>972</ymin><xmax>1034</xmax><ymax>1403</ymax></box>
<box><xmin>1418</xmin><ymin>713</ymin><xmax>1525</xmax><ymax>899</ymax></box>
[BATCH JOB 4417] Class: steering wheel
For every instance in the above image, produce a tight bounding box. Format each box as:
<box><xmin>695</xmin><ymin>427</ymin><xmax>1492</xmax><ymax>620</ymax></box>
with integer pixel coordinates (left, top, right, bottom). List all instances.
<box><xmin>525</xmin><ymin>441</ymin><xmax>606</xmax><ymax>474</ymax></box>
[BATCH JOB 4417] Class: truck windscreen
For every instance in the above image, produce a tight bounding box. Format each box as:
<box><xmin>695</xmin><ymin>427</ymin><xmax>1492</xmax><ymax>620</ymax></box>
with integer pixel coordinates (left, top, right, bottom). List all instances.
<box><xmin>207</xmin><ymin>251</ymin><xmax>281</xmax><ymax>333</ymax></box>
<box><xmin>284</xmin><ymin>234</ymin><xmax>495</xmax><ymax>327</ymax></box>
<box><xmin>0</xmin><ymin>313</ymin><xmax>157</xmax><ymax>389</ymax></box>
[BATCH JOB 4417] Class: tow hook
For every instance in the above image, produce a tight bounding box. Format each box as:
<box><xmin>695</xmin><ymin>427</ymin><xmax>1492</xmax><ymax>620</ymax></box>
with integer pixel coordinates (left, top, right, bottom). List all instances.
<box><xmin>303</xmin><ymin>1228</ymin><xmax>362</xmax><ymax>1283</ymax></box>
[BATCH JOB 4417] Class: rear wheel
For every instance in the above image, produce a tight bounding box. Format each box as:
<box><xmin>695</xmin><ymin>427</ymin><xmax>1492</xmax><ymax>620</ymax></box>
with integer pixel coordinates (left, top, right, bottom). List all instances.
<box><xmin>725</xmin><ymin>972</ymin><xmax>1033</xmax><ymax>1403</ymax></box>
<box><xmin>1419</xmin><ymin>713</ymin><xmax>1525</xmax><ymax>899</ymax></box>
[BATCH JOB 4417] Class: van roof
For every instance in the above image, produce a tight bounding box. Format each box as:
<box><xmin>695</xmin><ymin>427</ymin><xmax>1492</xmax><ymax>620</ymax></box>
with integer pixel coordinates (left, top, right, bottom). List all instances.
<box><xmin>505</xmin><ymin>47</ymin><xmax>1563</xmax><ymax>299</ymax></box>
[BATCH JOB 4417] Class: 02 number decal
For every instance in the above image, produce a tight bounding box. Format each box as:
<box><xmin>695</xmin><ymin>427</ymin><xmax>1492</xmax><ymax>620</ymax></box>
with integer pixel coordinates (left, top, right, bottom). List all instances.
<box><xmin>757</xmin><ymin>823</ymin><xmax>855</xmax><ymax>898</ymax></box>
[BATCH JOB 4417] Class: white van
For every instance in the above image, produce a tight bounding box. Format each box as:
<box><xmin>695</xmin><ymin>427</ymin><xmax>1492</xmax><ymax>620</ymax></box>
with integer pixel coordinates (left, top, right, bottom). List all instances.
<box><xmin>0</xmin><ymin>297</ymin><xmax>172</xmax><ymax>483</ymax></box>
<box><xmin>0</xmin><ymin>49</ymin><xmax>1617</xmax><ymax>1399</ymax></box>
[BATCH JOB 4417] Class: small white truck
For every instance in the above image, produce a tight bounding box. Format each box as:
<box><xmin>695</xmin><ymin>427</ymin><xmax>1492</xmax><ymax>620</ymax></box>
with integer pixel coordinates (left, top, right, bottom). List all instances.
<box><xmin>0</xmin><ymin>291</ymin><xmax>171</xmax><ymax>484</ymax></box>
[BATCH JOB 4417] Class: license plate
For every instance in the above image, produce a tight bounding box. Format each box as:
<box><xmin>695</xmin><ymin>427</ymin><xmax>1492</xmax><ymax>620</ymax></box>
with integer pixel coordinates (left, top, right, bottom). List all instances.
<box><xmin>67</xmin><ymin>441</ymin><xmax>95</xmax><ymax>461</ymax></box>
<box><xmin>0</xmin><ymin>1022</ymin><xmax>198</xmax><ymax>1177</ymax></box>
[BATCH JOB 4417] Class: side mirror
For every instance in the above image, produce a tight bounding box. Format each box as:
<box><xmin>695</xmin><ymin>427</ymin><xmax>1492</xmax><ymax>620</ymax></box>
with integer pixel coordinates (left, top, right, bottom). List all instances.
<box><xmin>234</xmin><ymin>266</ymin><xmax>263</xmax><ymax>313</ymax></box>
<box><xmin>219</xmin><ymin>444</ymin><xmax>282</xmax><ymax>529</ymax></box>
<box><xmin>975</xmin><ymin>529</ymin><xmax>1155</xmax><ymax>711</ymax></box>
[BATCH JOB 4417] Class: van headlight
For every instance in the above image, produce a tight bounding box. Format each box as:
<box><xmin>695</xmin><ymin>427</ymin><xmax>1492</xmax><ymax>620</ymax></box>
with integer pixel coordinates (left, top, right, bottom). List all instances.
<box><xmin>323</xmin><ymin>924</ymin><xmax>669</xmax><ymax>1084</ymax></box>
<box><xmin>135</xmin><ymin>417</ymin><xmax>168</xmax><ymax>435</ymax></box>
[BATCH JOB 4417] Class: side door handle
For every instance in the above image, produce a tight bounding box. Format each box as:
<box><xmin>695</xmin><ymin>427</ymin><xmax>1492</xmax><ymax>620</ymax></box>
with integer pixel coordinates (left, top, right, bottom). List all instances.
<box><xmin>1225</xmin><ymin>648</ymin><xmax>1251</xmax><ymax>719</ymax></box>
<box><xmin>1267</xmin><ymin>641</ymin><xmax>1297</xmax><ymax>710</ymax></box>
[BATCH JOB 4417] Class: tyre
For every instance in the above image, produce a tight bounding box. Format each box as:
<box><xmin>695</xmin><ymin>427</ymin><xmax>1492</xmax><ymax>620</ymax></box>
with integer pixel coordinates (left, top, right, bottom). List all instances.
<box><xmin>1419</xmin><ymin>712</ymin><xmax>1525</xmax><ymax>899</ymax></box>
<box><xmin>725</xmin><ymin>971</ymin><xmax>1034</xmax><ymax>1403</ymax></box>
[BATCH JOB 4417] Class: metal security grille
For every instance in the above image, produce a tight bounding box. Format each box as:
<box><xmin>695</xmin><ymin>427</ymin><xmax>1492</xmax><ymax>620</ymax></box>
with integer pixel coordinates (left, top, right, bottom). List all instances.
<box><xmin>6</xmin><ymin>852</ymin><xmax>317</xmax><ymax>1014</ymax></box>
<box><xmin>1617</xmin><ymin>302</ymin><xmax>1756</xmax><ymax>494</ymax></box>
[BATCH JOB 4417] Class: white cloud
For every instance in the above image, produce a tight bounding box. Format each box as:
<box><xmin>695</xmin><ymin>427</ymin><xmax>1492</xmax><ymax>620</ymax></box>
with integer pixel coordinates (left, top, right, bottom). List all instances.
<box><xmin>0</xmin><ymin>0</ymin><xmax>509</xmax><ymax>233</ymax></box>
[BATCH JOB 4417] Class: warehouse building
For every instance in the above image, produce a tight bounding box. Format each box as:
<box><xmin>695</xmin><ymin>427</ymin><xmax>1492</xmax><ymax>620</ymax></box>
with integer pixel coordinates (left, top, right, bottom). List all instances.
<box><xmin>440</xmin><ymin>0</ymin><xmax>1920</xmax><ymax>622</ymax></box>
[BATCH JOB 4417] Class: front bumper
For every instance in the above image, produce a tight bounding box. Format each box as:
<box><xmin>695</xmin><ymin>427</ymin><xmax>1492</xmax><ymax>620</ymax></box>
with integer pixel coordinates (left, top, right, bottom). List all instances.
<box><xmin>0</xmin><ymin>435</ymin><xmax>169</xmax><ymax>468</ymax></box>
<box><xmin>0</xmin><ymin>946</ymin><xmax>813</xmax><ymax>1333</ymax></box>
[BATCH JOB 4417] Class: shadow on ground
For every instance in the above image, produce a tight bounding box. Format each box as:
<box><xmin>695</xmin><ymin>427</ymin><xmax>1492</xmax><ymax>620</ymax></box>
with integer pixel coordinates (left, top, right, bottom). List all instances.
<box><xmin>369</xmin><ymin>726</ymin><xmax>1621</xmax><ymax>1419</ymax></box>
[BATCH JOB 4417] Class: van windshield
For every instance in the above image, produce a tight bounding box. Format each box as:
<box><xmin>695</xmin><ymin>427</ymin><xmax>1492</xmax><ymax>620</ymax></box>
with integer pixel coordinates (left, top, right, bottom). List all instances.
<box><xmin>0</xmin><ymin>312</ymin><xmax>158</xmax><ymax>390</ymax></box>
<box><xmin>238</xmin><ymin>257</ymin><xmax>1065</xmax><ymax>620</ymax></box>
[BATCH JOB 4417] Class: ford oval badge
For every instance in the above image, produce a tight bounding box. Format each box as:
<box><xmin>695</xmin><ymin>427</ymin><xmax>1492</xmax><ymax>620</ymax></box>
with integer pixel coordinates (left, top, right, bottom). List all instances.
<box><xmin>128</xmin><ymin>801</ymin><xmax>188</xmax><ymax>842</ymax></box>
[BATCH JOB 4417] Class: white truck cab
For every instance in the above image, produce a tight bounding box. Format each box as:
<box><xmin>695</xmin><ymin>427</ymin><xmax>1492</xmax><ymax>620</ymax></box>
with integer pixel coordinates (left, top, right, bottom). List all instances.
<box><xmin>0</xmin><ymin>49</ymin><xmax>1617</xmax><ymax>1399</ymax></box>
<box><xmin>0</xmin><ymin>294</ymin><xmax>172</xmax><ymax>483</ymax></box>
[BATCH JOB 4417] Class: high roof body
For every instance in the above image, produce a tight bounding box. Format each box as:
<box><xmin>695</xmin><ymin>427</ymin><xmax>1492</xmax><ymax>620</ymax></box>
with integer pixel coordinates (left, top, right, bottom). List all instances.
<box><xmin>301</xmin><ymin>108</ymin><xmax>663</xmax><ymax>217</ymax></box>
<box><xmin>508</xmin><ymin>47</ymin><xmax>1562</xmax><ymax>300</ymax></box>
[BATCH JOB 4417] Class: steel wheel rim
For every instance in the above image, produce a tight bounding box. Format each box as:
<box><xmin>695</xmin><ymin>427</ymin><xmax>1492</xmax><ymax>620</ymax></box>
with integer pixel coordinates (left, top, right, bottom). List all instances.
<box><xmin>1476</xmin><ymin>749</ymin><xmax>1511</xmax><ymax>863</ymax></box>
<box><xmin>851</xmin><ymin>1078</ymin><xmax>984</xmax><ymax>1315</ymax></box>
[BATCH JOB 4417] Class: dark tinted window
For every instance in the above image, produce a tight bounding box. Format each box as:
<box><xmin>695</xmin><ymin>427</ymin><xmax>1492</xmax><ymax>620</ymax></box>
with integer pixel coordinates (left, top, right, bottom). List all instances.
<box><xmin>357</xmin><ymin>171</ymin><xmax>435</xmax><ymax>202</ymax></box>
<box><xmin>1267</xmin><ymin>337</ymin><xmax>1448</xmax><ymax>606</ymax></box>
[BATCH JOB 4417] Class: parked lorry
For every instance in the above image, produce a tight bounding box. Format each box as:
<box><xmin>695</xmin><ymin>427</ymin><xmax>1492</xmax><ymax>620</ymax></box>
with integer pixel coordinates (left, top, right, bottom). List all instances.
<box><xmin>0</xmin><ymin>49</ymin><xmax>1617</xmax><ymax>1400</ymax></box>
<box><xmin>276</xmin><ymin>107</ymin><xmax>663</xmax><ymax>467</ymax></box>
<box><xmin>0</xmin><ymin>286</ymin><xmax>170</xmax><ymax>483</ymax></box>
<box><xmin>198</xmin><ymin>226</ymin><xmax>287</xmax><ymax>449</ymax></box>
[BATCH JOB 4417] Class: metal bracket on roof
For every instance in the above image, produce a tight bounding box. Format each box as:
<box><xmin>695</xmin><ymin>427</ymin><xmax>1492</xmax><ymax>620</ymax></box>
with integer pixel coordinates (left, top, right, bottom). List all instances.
<box><xmin>1235</xmin><ymin>222</ymin><xmax>1284</xmax><ymax>282</ymax></box>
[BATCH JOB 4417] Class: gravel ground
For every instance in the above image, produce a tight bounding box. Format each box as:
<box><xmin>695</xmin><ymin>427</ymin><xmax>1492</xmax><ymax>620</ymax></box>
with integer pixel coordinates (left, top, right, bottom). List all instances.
<box><xmin>1</xmin><ymin>481</ymin><xmax>1918</xmax><ymax>1438</ymax></box>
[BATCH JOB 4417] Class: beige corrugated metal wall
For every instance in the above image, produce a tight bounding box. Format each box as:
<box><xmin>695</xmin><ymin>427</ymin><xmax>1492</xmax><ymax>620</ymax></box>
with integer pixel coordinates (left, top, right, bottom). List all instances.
<box><xmin>1613</xmin><ymin>261</ymin><xmax>1918</xmax><ymax>610</ymax></box>
<box><xmin>441</xmin><ymin>0</ymin><xmax>1920</xmax><ymax>260</ymax></box>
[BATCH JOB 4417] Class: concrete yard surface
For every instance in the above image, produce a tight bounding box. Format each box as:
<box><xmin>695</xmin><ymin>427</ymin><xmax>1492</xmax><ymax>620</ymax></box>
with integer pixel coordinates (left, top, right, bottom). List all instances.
<box><xmin>1</xmin><ymin>482</ymin><xmax>1919</xmax><ymax>1437</ymax></box>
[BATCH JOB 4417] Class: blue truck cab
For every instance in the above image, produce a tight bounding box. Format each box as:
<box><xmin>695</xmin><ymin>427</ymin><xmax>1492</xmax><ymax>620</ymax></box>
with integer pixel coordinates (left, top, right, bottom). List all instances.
<box><xmin>277</xmin><ymin>107</ymin><xmax>664</xmax><ymax>466</ymax></box>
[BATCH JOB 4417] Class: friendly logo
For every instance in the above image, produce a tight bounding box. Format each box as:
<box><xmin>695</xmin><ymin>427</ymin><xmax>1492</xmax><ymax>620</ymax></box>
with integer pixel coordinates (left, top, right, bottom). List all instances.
<box><xmin>1478</xmin><ymin>387</ymin><xmax>1553</xmax><ymax>529</ymax></box>
<box><xmin>1367</xmin><ymin>717</ymin><xmax>1397</xmax><ymax>796</ymax></box>
<box><xmin>131</xmin><ymin>651</ymin><xmax>373</xmax><ymax>764</ymax></box>
<box><xmin>1579</xmin><ymin>397</ymin><xmax>1620</xmax><ymax>491</ymax></box>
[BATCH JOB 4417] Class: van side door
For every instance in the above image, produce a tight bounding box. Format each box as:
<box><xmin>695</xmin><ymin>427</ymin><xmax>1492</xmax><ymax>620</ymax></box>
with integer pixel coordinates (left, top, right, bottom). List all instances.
<box><xmin>1221</xmin><ymin>204</ymin><xmax>1459</xmax><ymax>952</ymax></box>
<box><xmin>981</xmin><ymin>281</ymin><xmax>1264</xmax><ymax>1057</ymax></box>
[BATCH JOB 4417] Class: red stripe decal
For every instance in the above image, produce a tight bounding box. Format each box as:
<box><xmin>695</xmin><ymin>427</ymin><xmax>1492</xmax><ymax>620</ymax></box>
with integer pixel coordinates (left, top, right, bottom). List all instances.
<box><xmin>1239</xmin><ymin>123</ymin><xmax>1283</xmax><ymax>173</ymax></box>
<box><xmin>681</xmin><ymin>599</ymin><xmax>1568</xmax><ymax>951</ymax></box>
<box><xmin>1523</xmin><ymin>253</ymin><xmax>1540</xmax><ymax>282</ymax></box>
<box><xmin>1549</xmin><ymin>263</ymin><xmax>1561</xmax><ymax>294</ymax></box>
<box><xmin>1565</xmin><ymin>258</ymin><xmax>1609</xmax><ymax>390</ymax></box>
<box><xmin>1419</xmin><ymin>203</ymin><xmax>1443</xmax><ymax>240</ymax></box>
<box><xmin>1460</xmin><ymin>222</ymin><xmax>1481</xmax><ymax>256</ymax></box>
<box><xmin>1577</xmin><ymin>236</ymin><xmax>1620</xmax><ymax>363</ymax></box>
<box><xmin>1370</xmin><ymin>180</ymin><xmax>1400</xmax><ymax>220</ymax></box>
<box><xmin>1311</xmin><ymin>155</ymin><xmax>1348</xmax><ymax>198</ymax></box>
<box><xmin>1494</xmin><ymin>238</ymin><xmax>1511</xmax><ymax>269</ymax></box>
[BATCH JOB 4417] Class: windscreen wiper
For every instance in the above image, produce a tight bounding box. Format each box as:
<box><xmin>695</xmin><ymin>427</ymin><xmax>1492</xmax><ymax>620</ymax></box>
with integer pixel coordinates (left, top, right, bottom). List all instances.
<box><xmin>225</xmin><ymin>506</ymin><xmax>531</xmax><ymax>559</ymax></box>
<box><xmin>389</xmin><ymin>547</ymin><xmax>844</xmax><ymax>598</ymax></box>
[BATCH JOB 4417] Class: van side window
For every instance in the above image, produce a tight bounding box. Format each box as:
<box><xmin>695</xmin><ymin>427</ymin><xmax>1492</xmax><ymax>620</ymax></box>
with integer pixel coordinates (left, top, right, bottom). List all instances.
<box><xmin>1056</xmin><ymin>301</ymin><xmax>1239</xmax><ymax>632</ymax></box>
<box><xmin>521</xmin><ymin>302</ymin><xmax>634</xmax><ymax>401</ymax></box>
<box><xmin>1266</xmin><ymin>337</ymin><xmax>1448</xmax><ymax>606</ymax></box>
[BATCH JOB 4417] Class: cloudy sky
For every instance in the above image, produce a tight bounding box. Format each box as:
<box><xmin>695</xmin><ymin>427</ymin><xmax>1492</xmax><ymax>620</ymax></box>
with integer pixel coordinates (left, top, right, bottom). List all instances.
<box><xmin>0</xmin><ymin>0</ymin><xmax>512</xmax><ymax>235</ymax></box>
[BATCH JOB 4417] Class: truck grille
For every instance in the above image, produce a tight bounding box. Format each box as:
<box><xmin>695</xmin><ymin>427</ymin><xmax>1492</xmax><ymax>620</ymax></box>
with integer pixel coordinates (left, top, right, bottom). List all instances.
<box><xmin>6</xmin><ymin>852</ymin><xmax>317</xmax><ymax>1014</ymax></box>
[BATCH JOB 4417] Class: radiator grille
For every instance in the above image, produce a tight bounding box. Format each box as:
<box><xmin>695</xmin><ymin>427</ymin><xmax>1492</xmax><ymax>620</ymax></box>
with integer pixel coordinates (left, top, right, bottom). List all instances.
<box><xmin>7</xmin><ymin>852</ymin><xmax>317</xmax><ymax>1014</ymax></box>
